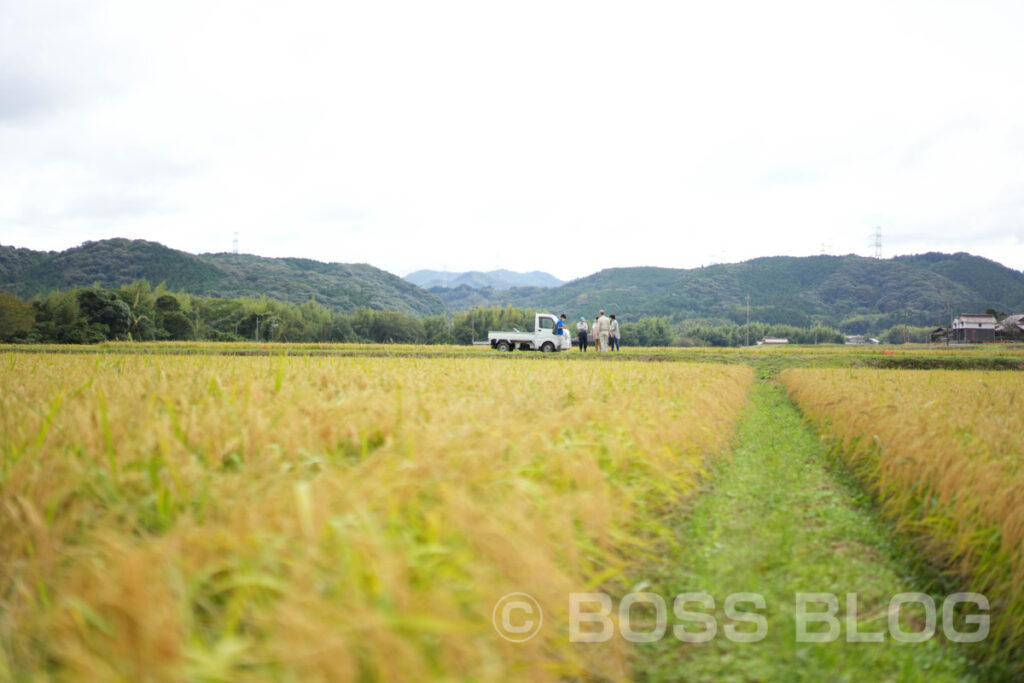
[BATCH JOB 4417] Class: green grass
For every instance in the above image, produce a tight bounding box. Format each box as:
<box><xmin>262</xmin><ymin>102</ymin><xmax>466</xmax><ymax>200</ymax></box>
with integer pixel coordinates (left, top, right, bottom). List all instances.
<box><xmin>631</xmin><ymin>381</ymin><xmax>980</xmax><ymax>682</ymax></box>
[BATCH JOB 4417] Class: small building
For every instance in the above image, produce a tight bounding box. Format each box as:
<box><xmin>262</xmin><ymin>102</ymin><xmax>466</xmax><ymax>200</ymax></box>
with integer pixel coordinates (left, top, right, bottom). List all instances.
<box><xmin>756</xmin><ymin>337</ymin><xmax>789</xmax><ymax>345</ymax></box>
<box><xmin>929</xmin><ymin>327</ymin><xmax>948</xmax><ymax>343</ymax></box>
<box><xmin>950</xmin><ymin>313</ymin><xmax>997</xmax><ymax>343</ymax></box>
<box><xmin>996</xmin><ymin>314</ymin><xmax>1024</xmax><ymax>341</ymax></box>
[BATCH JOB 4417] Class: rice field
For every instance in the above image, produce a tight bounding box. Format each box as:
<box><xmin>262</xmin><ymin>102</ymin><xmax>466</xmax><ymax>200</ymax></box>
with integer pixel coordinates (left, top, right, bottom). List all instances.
<box><xmin>0</xmin><ymin>352</ymin><xmax>752</xmax><ymax>680</ymax></box>
<box><xmin>781</xmin><ymin>367</ymin><xmax>1024</xmax><ymax>672</ymax></box>
<box><xmin>9</xmin><ymin>340</ymin><xmax>1022</xmax><ymax>377</ymax></box>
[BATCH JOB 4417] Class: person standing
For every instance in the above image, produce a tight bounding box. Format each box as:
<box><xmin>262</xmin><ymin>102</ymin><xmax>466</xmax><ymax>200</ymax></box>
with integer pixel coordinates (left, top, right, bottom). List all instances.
<box><xmin>555</xmin><ymin>313</ymin><xmax>566</xmax><ymax>337</ymax></box>
<box><xmin>597</xmin><ymin>310</ymin><xmax>611</xmax><ymax>352</ymax></box>
<box><xmin>554</xmin><ymin>313</ymin><xmax>568</xmax><ymax>351</ymax></box>
<box><xmin>591</xmin><ymin>316</ymin><xmax>599</xmax><ymax>351</ymax></box>
<box><xmin>609</xmin><ymin>314</ymin><xmax>620</xmax><ymax>351</ymax></box>
<box><xmin>575</xmin><ymin>316</ymin><xmax>589</xmax><ymax>352</ymax></box>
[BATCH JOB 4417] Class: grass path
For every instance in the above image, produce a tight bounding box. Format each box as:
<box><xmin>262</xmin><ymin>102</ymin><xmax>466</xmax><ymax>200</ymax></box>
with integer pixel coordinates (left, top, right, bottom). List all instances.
<box><xmin>631</xmin><ymin>381</ymin><xmax>979</xmax><ymax>682</ymax></box>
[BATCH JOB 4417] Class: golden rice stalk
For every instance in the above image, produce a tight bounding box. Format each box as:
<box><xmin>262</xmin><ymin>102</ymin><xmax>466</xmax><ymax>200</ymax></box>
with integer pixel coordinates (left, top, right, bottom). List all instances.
<box><xmin>1</xmin><ymin>353</ymin><xmax>751</xmax><ymax>680</ymax></box>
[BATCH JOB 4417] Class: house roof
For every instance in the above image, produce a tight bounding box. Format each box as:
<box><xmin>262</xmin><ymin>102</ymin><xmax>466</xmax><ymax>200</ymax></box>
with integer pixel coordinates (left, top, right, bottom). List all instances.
<box><xmin>957</xmin><ymin>313</ymin><xmax>997</xmax><ymax>321</ymax></box>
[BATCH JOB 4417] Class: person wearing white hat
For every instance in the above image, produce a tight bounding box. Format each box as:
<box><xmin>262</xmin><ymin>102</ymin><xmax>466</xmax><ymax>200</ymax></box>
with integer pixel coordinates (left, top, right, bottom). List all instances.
<box><xmin>575</xmin><ymin>316</ymin><xmax>589</xmax><ymax>352</ymax></box>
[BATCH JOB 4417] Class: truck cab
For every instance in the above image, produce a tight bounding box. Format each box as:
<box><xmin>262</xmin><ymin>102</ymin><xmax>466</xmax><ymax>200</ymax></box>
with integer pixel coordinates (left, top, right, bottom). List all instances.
<box><xmin>488</xmin><ymin>314</ymin><xmax>571</xmax><ymax>352</ymax></box>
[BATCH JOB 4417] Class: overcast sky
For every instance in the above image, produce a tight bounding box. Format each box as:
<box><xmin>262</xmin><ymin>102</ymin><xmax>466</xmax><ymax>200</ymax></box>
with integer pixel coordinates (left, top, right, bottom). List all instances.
<box><xmin>1</xmin><ymin>1</ymin><xmax>1022</xmax><ymax>281</ymax></box>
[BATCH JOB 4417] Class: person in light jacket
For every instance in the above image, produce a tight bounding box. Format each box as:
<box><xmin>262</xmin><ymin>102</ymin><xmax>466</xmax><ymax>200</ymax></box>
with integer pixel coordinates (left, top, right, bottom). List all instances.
<box><xmin>609</xmin><ymin>314</ymin><xmax>620</xmax><ymax>351</ymax></box>
<box><xmin>597</xmin><ymin>310</ymin><xmax>611</xmax><ymax>352</ymax></box>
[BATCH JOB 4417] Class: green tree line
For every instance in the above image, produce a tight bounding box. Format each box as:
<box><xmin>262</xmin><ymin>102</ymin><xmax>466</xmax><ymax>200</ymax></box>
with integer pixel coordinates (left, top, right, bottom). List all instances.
<box><xmin>0</xmin><ymin>283</ymin><xmax>531</xmax><ymax>345</ymax></box>
<box><xmin>1</xmin><ymin>281</ymin><xmax>870</xmax><ymax>346</ymax></box>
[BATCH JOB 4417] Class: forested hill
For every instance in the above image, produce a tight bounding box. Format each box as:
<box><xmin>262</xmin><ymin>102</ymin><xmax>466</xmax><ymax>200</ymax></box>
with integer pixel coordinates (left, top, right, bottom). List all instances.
<box><xmin>3</xmin><ymin>240</ymin><xmax>1022</xmax><ymax>333</ymax></box>
<box><xmin>0</xmin><ymin>239</ymin><xmax>445</xmax><ymax>316</ymax></box>
<box><xmin>431</xmin><ymin>253</ymin><xmax>1024</xmax><ymax>332</ymax></box>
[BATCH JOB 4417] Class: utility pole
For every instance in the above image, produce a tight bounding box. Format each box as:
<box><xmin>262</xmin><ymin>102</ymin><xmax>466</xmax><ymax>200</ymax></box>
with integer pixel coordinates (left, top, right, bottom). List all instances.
<box><xmin>872</xmin><ymin>227</ymin><xmax>882</xmax><ymax>259</ymax></box>
<box><xmin>942</xmin><ymin>298</ymin><xmax>952</xmax><ymax>345</ymax></box>
<box><xmin>745</xmin><ymin>295</ymin><xmax>750</xmax><ymax>347</ymax></box>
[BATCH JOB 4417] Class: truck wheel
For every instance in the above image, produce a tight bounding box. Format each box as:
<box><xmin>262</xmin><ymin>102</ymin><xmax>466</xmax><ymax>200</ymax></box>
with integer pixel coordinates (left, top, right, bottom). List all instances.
<box><xmin>496</xmin><ymin>341</ymin><xmax>511</xmax><ymax>352</ymax></box>
<box><xmin>541</xmin><ymin>342</ymin><xmax>555</xmax><ymax>352</ymax></box>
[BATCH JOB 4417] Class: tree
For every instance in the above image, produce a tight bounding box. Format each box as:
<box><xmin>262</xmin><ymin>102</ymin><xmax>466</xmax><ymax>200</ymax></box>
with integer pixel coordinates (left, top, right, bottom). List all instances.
<box><xmin>118</xmin><ymin>280</ymin><xmax>156</xmax><ymax>341</ymax></box>
<box><xmin>622</xmin><ymin>317</ymin><xmax>674</xmax><ymax>346</ymax></box>
<box><xmin>330</xmin><ymin>314</ymin><xmax>357</xmax><ymax>342</ymax></box>
<box><xmin>153</xmin><ymin>293</ymin><xmax>193</xmax><ymax>340</ymax></box>
<box><xmin>350</xmin><ymin>308</ymin><xmax>425</xmax><ymax>343</ymax></box>
<box><xmin>30</xmin><ymin>290</ymin><xmax>83</xmax><ymax>343</ymax></box>
<box><xmin>0</xmin><ymin>292</ymin><xmax>35</xmax><ymax>341</ymax></box>
<box><xmin>423</xmin><ymin>314</ymin><xmax>455</xmax><ymax>344</ymax></box>
<box><xmin>77</xmin><ymin>289</ymin><xmax>131</xmax><ymax>341</ymax></box>
<box><xmin>162</xmin><ymin>311</ymin><xmax>194</xmax><ymax>340</ymax></box>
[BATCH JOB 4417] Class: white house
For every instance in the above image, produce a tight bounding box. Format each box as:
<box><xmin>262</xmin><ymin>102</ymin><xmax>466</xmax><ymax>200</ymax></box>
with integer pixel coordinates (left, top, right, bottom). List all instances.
<box><xmin>950</xmin><ymin>313</ymin><xmax>997</xmax><ymax>343</ymax></box>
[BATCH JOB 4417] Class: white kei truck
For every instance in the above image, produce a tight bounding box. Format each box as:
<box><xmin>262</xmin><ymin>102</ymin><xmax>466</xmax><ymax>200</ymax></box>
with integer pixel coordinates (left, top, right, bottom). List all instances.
<box><xmin>488</xmin><ymin>314</ymin><xmax>572</xmax><ymax>352</ymax></box>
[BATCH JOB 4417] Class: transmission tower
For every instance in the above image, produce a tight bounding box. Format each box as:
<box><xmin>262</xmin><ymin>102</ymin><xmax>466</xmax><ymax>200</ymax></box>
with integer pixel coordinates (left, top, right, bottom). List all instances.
<box><xmin>872</xmin><ymin>227</ymin><xmax>882</xmax><ymax>259</ymax></box>
<box><xmin>233</xmin><ymin>232</ymin><xmax>239</xmax><ymax>254</ymax></box>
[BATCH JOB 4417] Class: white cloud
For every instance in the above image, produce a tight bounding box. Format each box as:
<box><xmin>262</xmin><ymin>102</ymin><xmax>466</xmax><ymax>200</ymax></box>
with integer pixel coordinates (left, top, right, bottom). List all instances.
<box><xmin>1</xmin><ymin>0</ymin><xmax>1023</xmax><ymax>280</ymax></box>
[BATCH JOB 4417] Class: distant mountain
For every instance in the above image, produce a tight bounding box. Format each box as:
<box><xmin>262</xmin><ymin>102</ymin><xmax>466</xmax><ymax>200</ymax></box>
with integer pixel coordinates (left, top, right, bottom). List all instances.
<box><xmin>0</xmin><ymin>239</ymin><xmax>445</xmax><ymax>316</ymax></box>
<box><xmin>5</xmin><ymin>241</ymin><xmax>1021</xmax><ymax>334</ymax></box>
<box><xmin>429</xmin><ymin>253</ymin><xmax>1024</xmax><ymax>333</ymax></box>
<box><xmin>404</xmin><ymin>268</ymin><xmax>564</xmax><ymax>290</ymax></box>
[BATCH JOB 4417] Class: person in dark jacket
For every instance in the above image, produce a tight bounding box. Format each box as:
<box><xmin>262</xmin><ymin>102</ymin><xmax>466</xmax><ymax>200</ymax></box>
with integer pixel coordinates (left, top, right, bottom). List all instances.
<box><xmin>575</xmin><ymin>317</ymin><xmax>589</xmax><ymax>352</ymax></box>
